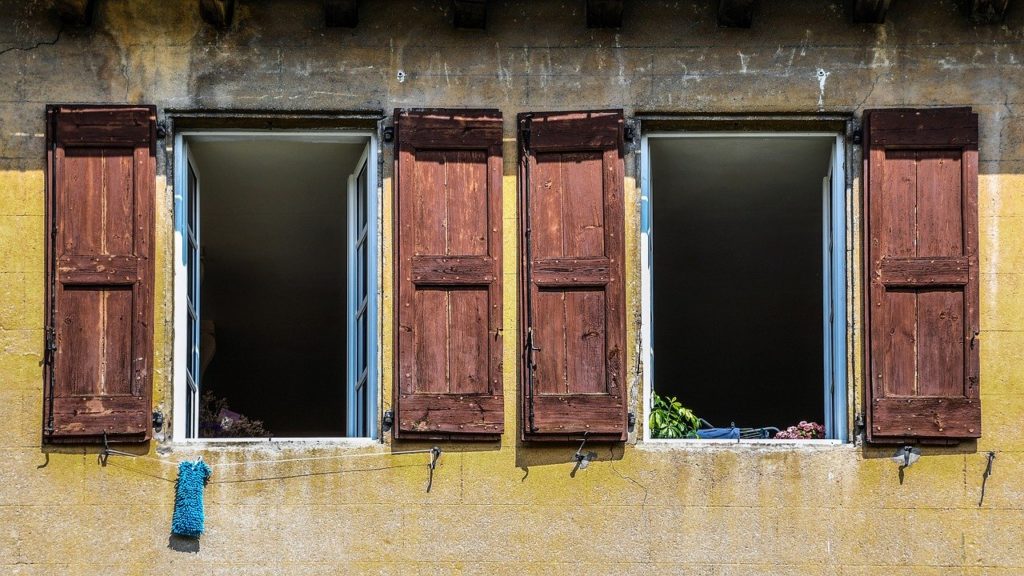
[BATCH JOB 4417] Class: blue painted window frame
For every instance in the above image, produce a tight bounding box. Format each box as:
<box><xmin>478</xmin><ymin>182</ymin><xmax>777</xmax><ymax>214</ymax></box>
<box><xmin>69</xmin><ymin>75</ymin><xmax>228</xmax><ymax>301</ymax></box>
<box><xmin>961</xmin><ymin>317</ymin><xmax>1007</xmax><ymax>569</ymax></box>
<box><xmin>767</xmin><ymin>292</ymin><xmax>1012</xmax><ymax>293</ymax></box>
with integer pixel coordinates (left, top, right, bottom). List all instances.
<box><xmin>346</xmin><ymin>144</ymin><xmax>378</xmax><ymax>438</ymax></box>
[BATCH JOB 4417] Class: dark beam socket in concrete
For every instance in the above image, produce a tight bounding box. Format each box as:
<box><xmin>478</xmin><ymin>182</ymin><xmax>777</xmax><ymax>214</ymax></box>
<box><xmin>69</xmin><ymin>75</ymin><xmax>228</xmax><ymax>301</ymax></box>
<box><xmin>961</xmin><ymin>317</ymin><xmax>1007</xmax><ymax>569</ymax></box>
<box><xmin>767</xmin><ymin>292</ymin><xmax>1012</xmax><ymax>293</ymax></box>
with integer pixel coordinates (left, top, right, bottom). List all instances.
<box><xmin>325</xmin><ymin>0</ymin><xmax>359</xmax><ymax>27</ymax></box>
<box><xmin>718</xmin><ymin>0</ymin><xmax>755</xmax><ymax>28</ymax></box>
<box><xmin>199</xmin><ymin>0</ymin><xmax>235</xmax><ymax>29</ymax></box>
<box><xmin>586</xmin><ymin>0</ymin><xmax>623</xmax><ymax>28</ymax></box>
<box><xmin>54</xmin><ymin>0</ymin><xmax>96</xmax><ymax>26</ymax></box>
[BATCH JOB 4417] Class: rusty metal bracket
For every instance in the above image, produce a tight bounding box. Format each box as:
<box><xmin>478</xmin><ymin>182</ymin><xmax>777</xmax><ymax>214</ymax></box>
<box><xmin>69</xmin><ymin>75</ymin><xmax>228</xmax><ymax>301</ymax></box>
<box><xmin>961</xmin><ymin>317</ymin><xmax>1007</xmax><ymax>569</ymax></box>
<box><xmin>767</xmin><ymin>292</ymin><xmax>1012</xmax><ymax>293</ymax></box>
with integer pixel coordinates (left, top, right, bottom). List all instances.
<box><xmin>572</xmin><ymin>432</ymin><xmax>598</xmax><ymax>471</ymax></box>
<box><xmin>99</xmin><ymin>432</ymin><xmax>138</xmax><ymax>466</ymax></box>
<box><xmin>979</xmin><ymin>451</ymin><xmax>996</xmax><ymax>506</ymax></box>
<box><xmin>426</xmin><ymin>446</ymin><xmax>442</xmax><ymax>492</ymax></box>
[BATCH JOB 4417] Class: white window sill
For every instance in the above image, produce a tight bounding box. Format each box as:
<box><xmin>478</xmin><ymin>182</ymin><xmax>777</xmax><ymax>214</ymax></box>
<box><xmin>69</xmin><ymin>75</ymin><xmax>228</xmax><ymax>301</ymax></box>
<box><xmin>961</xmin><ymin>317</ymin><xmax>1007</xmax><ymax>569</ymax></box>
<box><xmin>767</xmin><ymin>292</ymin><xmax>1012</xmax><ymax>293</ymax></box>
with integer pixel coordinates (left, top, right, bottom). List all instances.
<box><xmin>164</xmin><ymin>437</ymin><xmax>380</xmax><ymax>452</ymax></box>
<box><xmin>638</xmin><ymin>438</ymin><xmax>852</xmax><ymax>451</ymax></box>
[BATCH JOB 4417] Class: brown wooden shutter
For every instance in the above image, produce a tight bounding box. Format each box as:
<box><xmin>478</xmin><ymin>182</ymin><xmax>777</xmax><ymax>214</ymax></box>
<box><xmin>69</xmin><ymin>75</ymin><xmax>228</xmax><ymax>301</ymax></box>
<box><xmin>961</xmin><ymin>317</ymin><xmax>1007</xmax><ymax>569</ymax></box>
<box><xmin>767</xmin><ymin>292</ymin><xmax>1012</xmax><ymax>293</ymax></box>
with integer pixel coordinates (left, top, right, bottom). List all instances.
<box><xmin>44</xmin><ymin>105</ymin><xmax>157</xmax><ymax>442</ymax></box>
<box><xmin>519</xmin><ymin>110</ymin><xmax>627</xmax><ymax>442</ymax></box>
<box><xmin>864</xmin><ymin>107</ymin><xmax>980</xmax><ymax>442</ymax></box>
<box><xmin>393</xmin><ymin>109</ymin><xmax>503</xmax><ymax>440</ymax></box>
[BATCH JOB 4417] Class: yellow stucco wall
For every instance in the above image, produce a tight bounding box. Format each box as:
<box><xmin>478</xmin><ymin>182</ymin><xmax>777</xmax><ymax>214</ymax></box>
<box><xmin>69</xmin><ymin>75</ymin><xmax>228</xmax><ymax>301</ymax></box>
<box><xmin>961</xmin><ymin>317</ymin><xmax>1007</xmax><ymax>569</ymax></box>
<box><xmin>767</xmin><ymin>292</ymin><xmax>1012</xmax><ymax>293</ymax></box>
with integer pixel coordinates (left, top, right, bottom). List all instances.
<box><xmin>1</xmin><ymin>1</ymin><xmax>1023</xmax><ymax>574</ymax></box>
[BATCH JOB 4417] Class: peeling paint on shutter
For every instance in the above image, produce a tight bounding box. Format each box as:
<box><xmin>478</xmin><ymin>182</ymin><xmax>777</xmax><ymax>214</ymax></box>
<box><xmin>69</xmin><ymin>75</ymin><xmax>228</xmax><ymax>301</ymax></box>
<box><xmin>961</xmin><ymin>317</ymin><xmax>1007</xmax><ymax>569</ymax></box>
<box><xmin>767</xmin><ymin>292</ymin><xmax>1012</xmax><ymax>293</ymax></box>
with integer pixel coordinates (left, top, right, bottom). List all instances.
<box><xmin>393</xmin><ymin>109</ymin><xmax>504</xmax><ymax>440</ymax></box>
<box><xmin>520</xmin><ymin>110</ymin><xmax>627</xmax><ymax>442</ymax></box>
<box><xmin>864</xmin><ymin>107</ymin><xmax>981</xmax><ymax>442</ymax></box>
<box><xmin>45</xmin><ymin>105</ymin><xmax>156</xmax><ymax>442</ymax></box>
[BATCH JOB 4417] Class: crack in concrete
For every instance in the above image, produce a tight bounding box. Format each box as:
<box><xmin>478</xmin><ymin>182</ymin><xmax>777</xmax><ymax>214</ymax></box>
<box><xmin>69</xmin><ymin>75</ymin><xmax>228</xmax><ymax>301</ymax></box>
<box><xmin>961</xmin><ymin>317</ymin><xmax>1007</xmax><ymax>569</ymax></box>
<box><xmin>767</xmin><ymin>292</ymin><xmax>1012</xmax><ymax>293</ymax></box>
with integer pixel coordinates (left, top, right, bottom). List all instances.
<box><xmin>607</xmin><ymin>445</ymin><xmax>653</xmax><ymax>563</ymax></box>
<box><xmin>855</xmin><ymin>71</ymin><xmax>888</xmax><ymax>111</ymax></box>
<box><xmin>0</xmin><ymin>28</ymin><xmax>64</xmax><ymax>58</ymax></box>
<box><xmin>997</xmin><ymin>93</ymin><xmax>1014</xmax><ymax>150</ymax></box>
<box><xmin>607</xmin><ymin>445</ymin><xmax>649</xmax><ymax>507</ymax></box>
<box><xmin>122</xmin><ymin>61</ymin><xmax>130</xmax><ymax>101</ymax></box>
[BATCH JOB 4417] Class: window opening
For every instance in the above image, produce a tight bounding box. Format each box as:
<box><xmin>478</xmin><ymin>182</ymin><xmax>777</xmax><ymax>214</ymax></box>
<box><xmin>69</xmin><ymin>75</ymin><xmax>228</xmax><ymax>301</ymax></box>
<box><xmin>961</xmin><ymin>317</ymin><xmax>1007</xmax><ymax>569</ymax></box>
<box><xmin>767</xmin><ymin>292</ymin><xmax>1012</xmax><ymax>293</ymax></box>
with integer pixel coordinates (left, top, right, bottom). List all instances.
<box><xmin>641</xmin><ymin>132</ymin><xmax>847</xmax><ymax>441</ymax></box>
<box><xmin>173</xmin><ymin>132</ymin><xmax>377</xmax><ymax>440</ymax></box>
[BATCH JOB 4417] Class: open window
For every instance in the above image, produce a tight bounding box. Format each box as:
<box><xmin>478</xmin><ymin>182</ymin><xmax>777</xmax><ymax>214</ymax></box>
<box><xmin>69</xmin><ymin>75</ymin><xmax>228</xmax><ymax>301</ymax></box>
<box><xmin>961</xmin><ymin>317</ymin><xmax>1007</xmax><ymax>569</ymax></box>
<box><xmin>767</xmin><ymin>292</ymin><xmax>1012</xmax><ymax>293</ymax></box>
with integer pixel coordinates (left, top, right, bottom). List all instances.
<box><xmin>172</xmin><ymin>132</ymin><xmax>378</xmax><ymax>440</ymax></box>
<box><xmin>641</xmin><ymin>131</ymin><xmax>847</xmax><ymax>441</ymax></box>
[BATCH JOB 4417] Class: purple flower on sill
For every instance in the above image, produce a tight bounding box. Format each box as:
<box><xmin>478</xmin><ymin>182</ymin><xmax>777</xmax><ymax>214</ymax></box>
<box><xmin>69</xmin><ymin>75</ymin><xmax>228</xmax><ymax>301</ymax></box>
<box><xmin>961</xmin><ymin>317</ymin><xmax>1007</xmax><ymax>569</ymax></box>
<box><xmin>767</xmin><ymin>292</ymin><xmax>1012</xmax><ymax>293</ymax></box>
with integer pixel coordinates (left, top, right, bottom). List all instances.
<box><xmin>774</xmin><ymin>420</ymin><xmax>825</xmax><ymax>439</ymax></box>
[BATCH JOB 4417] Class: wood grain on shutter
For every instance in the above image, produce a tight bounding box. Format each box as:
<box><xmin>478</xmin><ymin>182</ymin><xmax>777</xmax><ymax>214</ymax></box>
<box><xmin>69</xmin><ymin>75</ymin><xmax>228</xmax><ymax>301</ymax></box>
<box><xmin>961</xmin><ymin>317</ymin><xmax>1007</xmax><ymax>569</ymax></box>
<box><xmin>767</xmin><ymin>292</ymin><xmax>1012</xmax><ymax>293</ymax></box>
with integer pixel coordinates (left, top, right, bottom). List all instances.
<box><xmin>45</xmin><ymin>105</ymin><xmax>156</xmax><ymax>442</ymax></box>
<box><xmin>394</xmin><ymin>109</ymin><xmax>503</xmax><ymax>440</ymax></box>
<box><xmin>520</xmin><ymin>110</ymin><xmax>627</xmax><ymax>442</ymax></box>
<box><xmin>864</xmin><ymin>107</ymin><xmax>980</xmax><ymax>442</ymax></box>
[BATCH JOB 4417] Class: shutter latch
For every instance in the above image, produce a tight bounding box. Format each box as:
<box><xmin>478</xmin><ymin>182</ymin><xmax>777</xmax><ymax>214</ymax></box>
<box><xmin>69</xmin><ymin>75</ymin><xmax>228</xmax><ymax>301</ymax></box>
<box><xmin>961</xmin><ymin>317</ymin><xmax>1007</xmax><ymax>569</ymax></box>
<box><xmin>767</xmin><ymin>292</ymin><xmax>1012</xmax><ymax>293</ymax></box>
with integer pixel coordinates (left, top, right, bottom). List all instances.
<box><xmin>525</xmin><ymin>327</ymin><xmax>541</xmax><ymax>433</ymax></box>
<box><xmin>43</xmin><ymin>326</ymin><xmax>57</xmax><ymax>435</ymax></box>
<box><xmin>854</xmin><ymin>412</ymin><xmax>865</xmax><ymax>438</ymax></box>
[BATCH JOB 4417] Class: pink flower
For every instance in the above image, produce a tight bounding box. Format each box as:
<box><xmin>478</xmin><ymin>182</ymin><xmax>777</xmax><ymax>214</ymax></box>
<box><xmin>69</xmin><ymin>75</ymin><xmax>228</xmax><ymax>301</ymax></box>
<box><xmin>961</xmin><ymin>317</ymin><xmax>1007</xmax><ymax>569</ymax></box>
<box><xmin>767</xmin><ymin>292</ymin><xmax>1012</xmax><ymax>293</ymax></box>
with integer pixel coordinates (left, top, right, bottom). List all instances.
<box><xmin>774</xmin><ymin>421</ymin><xmax>825</xmax><ymax>440</ymax></box>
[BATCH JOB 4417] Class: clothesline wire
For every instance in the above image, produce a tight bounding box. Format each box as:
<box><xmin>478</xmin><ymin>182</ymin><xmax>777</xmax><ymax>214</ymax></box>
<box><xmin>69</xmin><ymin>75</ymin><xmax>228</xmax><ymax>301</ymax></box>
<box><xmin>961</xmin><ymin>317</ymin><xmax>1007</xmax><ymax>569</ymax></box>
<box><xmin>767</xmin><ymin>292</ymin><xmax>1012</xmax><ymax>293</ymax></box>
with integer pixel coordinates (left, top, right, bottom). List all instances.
<box><xmin>214</xmin><ymin>448</ymin><xmax>437</xmax><ymax>468</ymax></box>
<box><xmin>106</xmin><ymin>460</ymin><xmax>175</xmax><ymax>483</ymax></box>
<box><xmin>209</xmin><ymin>462</ymin><xmax>423</xmax><ymax>484</ymax></box>
<box><xmin>103</xmin><ymin>448</ymin><xmax>440</xmax><ymax>486</ymax></box>
<box><xmin>107</xmin><ymin>458</ymin><xmax>426</xmax><ymax>485</ymax></box>
<box><xmin>102</xmin><ymin>447</ymin><xmax>437</xmax><ymax>469</ymax></box>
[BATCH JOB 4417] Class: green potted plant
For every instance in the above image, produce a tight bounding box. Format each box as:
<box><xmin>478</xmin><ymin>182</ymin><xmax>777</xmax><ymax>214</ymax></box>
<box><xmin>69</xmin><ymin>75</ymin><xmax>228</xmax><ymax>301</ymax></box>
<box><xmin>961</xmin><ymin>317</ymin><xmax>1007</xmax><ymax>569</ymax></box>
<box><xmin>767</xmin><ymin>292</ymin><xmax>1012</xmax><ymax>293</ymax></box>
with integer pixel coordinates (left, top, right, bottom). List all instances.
<box><xmin>648</xmin><ymin>392</ymin><xmax>701</xmax><ymax>439</ymax></box>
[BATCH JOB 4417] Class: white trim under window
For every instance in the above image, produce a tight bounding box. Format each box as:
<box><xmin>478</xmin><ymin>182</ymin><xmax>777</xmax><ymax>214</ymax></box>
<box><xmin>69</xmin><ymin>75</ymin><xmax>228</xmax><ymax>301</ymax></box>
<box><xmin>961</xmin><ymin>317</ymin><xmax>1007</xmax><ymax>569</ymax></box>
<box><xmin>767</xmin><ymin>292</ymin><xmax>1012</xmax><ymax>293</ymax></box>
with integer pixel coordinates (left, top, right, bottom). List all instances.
<box><xmin>639</xmin><ymin>131</ymin><xmax>848</xmax><ymax>444</ymax></box>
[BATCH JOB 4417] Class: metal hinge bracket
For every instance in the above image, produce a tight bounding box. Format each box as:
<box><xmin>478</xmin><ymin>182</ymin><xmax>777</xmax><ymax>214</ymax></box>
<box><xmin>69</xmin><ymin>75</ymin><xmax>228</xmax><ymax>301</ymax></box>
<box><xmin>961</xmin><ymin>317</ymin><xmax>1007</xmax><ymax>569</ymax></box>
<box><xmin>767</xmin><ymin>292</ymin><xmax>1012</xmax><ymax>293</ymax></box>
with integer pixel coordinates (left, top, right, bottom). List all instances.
<box><xmin>44</xmin><ymin>327</ymin><xmax>56</xmax><ymax>364</ymax></box>
<box><xmin>518</xmin><ymin>115</ymin><xmax>532</xmax><ymax>151</ymax></box>
<box><xmin>624</xmin><ymin>118</ymin><xmax>640</xmax><ymax>153</ymax></box>
<box><xmin>380</xmin><ymin>114</ymin><xmax>395</xmax><ymax>144</ymax></box>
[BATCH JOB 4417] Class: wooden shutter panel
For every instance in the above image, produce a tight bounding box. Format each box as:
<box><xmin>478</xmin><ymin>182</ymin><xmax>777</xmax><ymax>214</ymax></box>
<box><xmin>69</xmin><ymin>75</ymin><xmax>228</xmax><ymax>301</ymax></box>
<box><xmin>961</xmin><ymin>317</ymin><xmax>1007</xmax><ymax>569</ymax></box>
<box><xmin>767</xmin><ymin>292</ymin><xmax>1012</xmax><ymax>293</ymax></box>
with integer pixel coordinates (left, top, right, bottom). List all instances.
<box><xmin>394</xmin><ymin>109</ymin><xmax>503</xmax><ymax>439</ymax></box>
<box><xmin>519</xmin><ymin>110</ymin><xmax>627</xmax><ymax>442</ymax></box>
<box><xmin>44</xmin><ymin>105</ymin><xmax>157</xmax><ymax>442</ymax></box>
<box><xmin>864</xmin><ymin>107</ymin><xmax>980</xmax><ymax>442</ymax></box>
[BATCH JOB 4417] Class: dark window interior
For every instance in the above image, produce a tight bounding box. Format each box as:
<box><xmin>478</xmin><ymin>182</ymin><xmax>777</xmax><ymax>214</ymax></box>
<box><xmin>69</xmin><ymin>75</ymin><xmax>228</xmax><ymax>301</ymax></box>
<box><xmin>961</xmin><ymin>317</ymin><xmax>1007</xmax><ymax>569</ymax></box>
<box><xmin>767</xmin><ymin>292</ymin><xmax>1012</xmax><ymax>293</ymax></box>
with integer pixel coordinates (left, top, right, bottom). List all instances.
<box><xmin>651</xmin><ymin>136</ymin><xmax>833</xmax><ymax>432</ymax></box>
<box><xmin>190</xmin><ymin>138</ymin><xmax>366</xmax><ymax>437</ymax></box>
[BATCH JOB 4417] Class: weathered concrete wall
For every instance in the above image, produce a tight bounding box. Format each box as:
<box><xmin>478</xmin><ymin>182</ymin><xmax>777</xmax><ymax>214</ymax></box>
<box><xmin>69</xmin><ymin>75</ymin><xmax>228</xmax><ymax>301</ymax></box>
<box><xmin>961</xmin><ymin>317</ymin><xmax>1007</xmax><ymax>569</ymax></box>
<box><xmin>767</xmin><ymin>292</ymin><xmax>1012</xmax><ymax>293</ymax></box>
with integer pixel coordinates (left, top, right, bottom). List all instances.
<box><xmin>1</xmin><ymin>1</ymin><xmax>1023</xmax><ymax>574</ymax></box>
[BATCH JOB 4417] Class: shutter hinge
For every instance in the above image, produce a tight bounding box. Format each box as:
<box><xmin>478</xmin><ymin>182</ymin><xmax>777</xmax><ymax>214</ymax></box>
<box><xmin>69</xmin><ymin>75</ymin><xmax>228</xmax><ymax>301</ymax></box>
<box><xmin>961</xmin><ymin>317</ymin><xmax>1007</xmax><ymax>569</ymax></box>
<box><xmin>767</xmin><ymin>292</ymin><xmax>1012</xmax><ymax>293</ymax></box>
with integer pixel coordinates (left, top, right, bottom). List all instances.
<box><xmin>627</xmin><ymin>411</ymin><xmax>636</xmax><ymax>432</ymax></box>
<box><xmin>44</xmin><ymin>327</ymin><xmax>56</xmax><ymax>364</ymax></box>
<box><xmin>852</xmin><ymin>129</ymin><xmax>863</xmax><ymax>146</ymax></box>
<box><xmin>854</xmin><ymin>412</ymin><xmax>865</xmax><ymax>437</ymax></box>
<box><xmin>381</xmin><ymin>115</ymin><xmax>395</xmax><ymax>144</ymax></box>
<box><xmin>623</xmin><ymin>119</ymin><xmax>640</xmax><ymax>153</ymax></box>
<box><xmin>518</xmin><ymin>116</ymin><xmax>531</xmax><ymax>152</ymax></box>
<box><xmin>382</xmin><ymin>409</ymin><xmax>394</xmax><ymax>432</ymax></box>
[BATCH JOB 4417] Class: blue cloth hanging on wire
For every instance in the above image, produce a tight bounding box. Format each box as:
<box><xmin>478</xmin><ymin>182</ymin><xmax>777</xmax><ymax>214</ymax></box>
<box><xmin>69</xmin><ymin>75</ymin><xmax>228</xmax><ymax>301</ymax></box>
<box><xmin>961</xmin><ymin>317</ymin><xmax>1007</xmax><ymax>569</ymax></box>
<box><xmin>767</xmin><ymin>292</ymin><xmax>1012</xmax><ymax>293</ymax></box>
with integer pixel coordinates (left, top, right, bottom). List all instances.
<box><xmin>172</xmin><ymin>460</ymin><xmax>212</xmax><ymax>538</ymax></box>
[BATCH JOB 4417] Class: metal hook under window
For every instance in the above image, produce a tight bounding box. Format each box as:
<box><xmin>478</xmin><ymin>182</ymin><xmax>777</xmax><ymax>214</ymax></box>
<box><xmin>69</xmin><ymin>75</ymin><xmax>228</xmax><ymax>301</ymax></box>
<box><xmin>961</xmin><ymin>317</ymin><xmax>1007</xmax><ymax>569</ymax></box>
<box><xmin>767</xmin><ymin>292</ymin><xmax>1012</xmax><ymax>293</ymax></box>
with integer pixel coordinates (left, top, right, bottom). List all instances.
<box><xmin>979</xmin><ymin>451</ymin><xmax>996</xmax><ymax>506</ymax></box>
<box><xmin>572</xmin><ymin>432</ymin><xmax>598</xmax><ymax>472</ymax></box>
<box><xmin>99</xmin><ymin>431</ymin><xmax>138</xmax><ymax>466</ymax></box>
<box><xmin>425</xmin><ymin>446</ymin><xmax>442</xmax><ymax>493</ymax></box>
